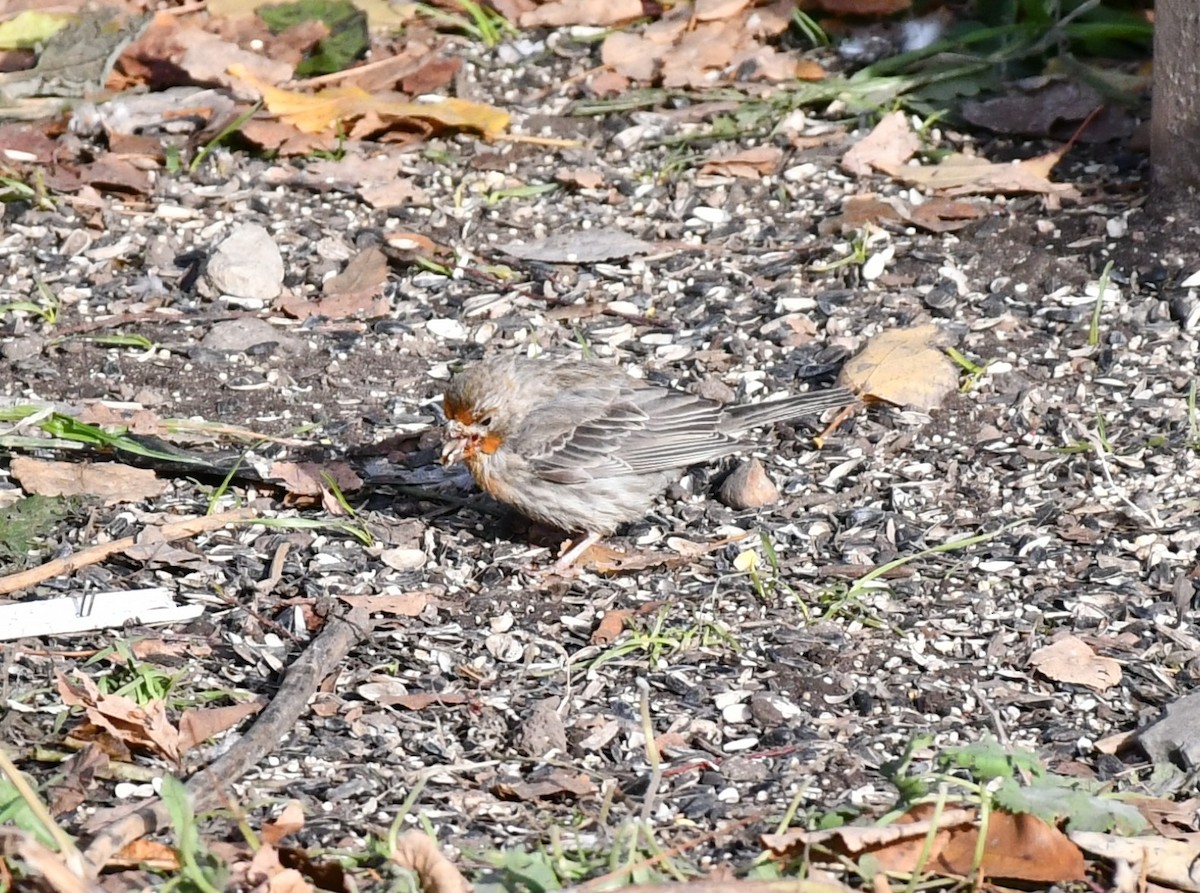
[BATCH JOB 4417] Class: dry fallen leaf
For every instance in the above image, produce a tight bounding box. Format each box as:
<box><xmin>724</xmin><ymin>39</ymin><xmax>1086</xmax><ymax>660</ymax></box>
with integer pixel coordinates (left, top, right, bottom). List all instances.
<box><xmin>875</xmin><ymin>148</ymin><xmax>1080</xmax><ymax>199</ymax></box>
<box><xmin>794</xmin><ymin>58</ymin><xmax>827</xmax><ymax>80</ymax></box>
<box><xmin>495</xmin><ymin>771</ymin><xmax>597</xmax><ymax>801</ymax></box>
<box><xmin>592</xmin><ymin>609</ymin><xmax>632</xmax><ymax>645</ymax></box>
<box><xmin>389</xmin><ymin>691</ymin><xmax>470</xmax><ymax>710</ymax></box>
<box><xmin>268</xmin><ymin>460</ymin><xmax>364</xmax><ymax>497</ymax></box>
<box><xmin>112</xmin><ymin>839</ymin><xmax>180</xmax><ymax>870</ymax></box>
<box><xmin>336</xmin><ymin>592</ymin><xmax>431</xmax><ymax>615</ymax></box>
<box><xmin>120</xmin><ymin>14</ymin><xmax>294</xmax><ymax>93</ymax></box>
<box><xmin>937</xmin><ymin>811</ymin><xmax>1086</xmax><ymax>882</ymax></box>
<box><xmin>700</xmin><ymin>145</ymin><xmax>782</xmax><ymax>179</ymax></box>
<box><xmin>1030</xmin><ymin>636</ymin><xmax>1123</xmax><ymax>691</ymax></box>
<box><xmin>1071</xmin><ymin>832</ymin><xmax>1200</xmax><ymax>890</ymax></box>
<box><xmin>839</xmin><ymin>324</ymin><xmax>959</xmax><ymax>410</ymax></box>
<box><xmin>230</xmin><ymin>64</ymin><xmax>509</xmax><ymax>140</ymax></box>
<box><xmin>390</xmin><ymin>831</ymin><xmax>471</xmax><ymax>893</ymax></box>
<box><xmin>178</xmin><ymin>701</ymin><xmax>264</xmax><ymax>755</ymax></box>
<box><xmin>322</xmin><ymin>246</ymin><xmax>390</xmax><ymax>304</ymax></box>
<box><xmin>57</xmin><ymin>673</ymin><xmax>181</xmax><ymax>764</ymax></box>
<box><xmin>239</xmin><ymin>117</ymin><xmax>335</xmax><ymax>156</ymax></box>
<box><xmin>762</xmin><ymin>806</ymin><xmax>975</xmax><ymax>863</ymax></box>
<box><xmin>842</xmin><ymin>110</ymin><xmax>920</xmax><ymax>177</ymax></box>
<box><xmin>261</xmin><ymin>801</ymin><xmax>306</xmax><ymax>847</ymax></box>
<box><xmin>766</xmin><ymin>805</ymin><xmax>1083</xmax><ymax>885</ymax></box>
<box><xmin>596</xmin><ymin>0</ymin><xmax>805</xmax><ymax>87</ymax></box>
<box><xmin>11</xmin><ymin>456</ymin><xmax>167</xmax><ymax>505</ymax></box>
<box><xmin>906</xmin><ymin>196</ymin><xmax>986</xmax><ymax>232</ymax></box>
<box><xmin>519</xmin><ymin>0</ymin><xmax>642</xmax><ymax>27</ymax></box>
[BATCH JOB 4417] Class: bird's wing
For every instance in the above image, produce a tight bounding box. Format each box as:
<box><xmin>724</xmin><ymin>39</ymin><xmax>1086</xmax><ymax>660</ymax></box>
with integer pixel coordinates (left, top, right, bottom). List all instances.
<box><xmin>512</xmin><ymin>385</ymin><xmax>743</xmax><ymax>482</ymax></box>
<box><xmin>511</xmin><ymin>386</ymin><xmax>645</xmax><ymax>484</ymax></box>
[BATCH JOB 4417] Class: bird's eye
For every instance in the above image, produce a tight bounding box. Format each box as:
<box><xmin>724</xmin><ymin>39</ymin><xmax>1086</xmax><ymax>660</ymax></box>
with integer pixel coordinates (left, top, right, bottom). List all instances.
<box><xmin>478</xmin><ymin>415</ymin><xmax>493</xmax><ymax>428</ymax></box>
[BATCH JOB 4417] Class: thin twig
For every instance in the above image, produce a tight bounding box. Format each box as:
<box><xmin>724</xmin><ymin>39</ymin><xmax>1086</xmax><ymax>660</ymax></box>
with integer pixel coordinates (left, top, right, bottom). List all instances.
<box><xmin>0</xmin><ymin>509</ymin><xmax>256</xmax><ymax>597</ymax></box>
<box><xmin>79</xmin><ymin>604</ymin><xmax>373</xmax><ymax>877</ymax></box>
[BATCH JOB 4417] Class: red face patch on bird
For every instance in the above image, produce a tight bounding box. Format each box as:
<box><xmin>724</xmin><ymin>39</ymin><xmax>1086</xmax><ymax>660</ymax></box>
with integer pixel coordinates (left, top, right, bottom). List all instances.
<box><xmin>444</xmin><ymin>396</ymin><xmax>475</xmax><ymax>426</ymax></box>
<box><xmin>442</xmin><ymin>395</ymin><xmax>505</xmax><ymax>465</ymax></box>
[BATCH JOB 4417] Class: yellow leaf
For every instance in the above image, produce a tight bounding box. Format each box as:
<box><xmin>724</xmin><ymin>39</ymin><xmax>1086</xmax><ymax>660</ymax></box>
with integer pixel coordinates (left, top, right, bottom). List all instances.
<box><xmin>0</xmin><ymin>10</ymin><xmax>73</xmax><ymax>50</ymax></box>
<box><xmin>376</xmin><ymin>95</ymin><xmax>510</xmax><ymax>140</ymax></box>
<box><xmin>229</xmin><ymin>64</ymin><xmax>509</xmax><ymax>140</ymax></box>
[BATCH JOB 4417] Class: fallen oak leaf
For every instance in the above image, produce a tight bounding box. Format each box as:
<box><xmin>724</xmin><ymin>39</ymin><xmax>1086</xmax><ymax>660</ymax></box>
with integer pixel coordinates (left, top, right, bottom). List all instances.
<box><xmin>762</xmin><ymin>807</ymin><xmax>976</xmax><ymax>859</ymax></box>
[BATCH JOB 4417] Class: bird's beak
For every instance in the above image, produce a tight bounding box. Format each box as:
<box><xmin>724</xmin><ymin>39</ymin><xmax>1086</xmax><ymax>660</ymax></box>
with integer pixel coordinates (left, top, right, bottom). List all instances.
<box><xmin>441</xmin><ymin>420</ymin><xmax>467</xmax><ymax>465</ymax></box>
<box><xmin>441</xmin><ymin>437</ymin><xmax>466</xmax><ymax>466</ymax></box>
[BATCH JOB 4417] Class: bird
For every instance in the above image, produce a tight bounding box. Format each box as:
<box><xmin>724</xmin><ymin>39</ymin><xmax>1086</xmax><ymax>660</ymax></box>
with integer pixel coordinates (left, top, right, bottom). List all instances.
<box><xmin>440</xmin><ymin>354</ymin><xmax>853</xmax><ymax>569</ymax></box>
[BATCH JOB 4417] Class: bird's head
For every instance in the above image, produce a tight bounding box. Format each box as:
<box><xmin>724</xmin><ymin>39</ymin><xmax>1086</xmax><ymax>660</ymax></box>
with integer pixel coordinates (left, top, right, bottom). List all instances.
<box><xmin>440</xmin><ymin>359</ymin><xmax>522</xmax><ymax>466</ymax></box>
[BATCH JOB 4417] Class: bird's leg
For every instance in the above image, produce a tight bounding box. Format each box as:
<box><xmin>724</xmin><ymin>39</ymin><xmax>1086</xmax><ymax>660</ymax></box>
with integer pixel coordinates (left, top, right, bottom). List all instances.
<box><xmin>550</xmin><ymin>531</ymin><xmax>604</xmax><ymax>572</ymax></box>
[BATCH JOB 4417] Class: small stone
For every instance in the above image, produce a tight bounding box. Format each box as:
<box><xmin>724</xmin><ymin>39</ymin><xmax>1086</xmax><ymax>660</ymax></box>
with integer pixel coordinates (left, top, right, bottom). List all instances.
<box><xmin>202</xmin><ymin>318</ymin><xmax>301</xmax><ymax>354</ymax></box>
<box><xmin>606</xmin><ymin>300</ymin><xmax>641</xmax><ymax>316</ymax></box>
<box><xmin>721</xmin><ymin>702</ymin><xmax>752</xmax><ymax>723</ymax></box>
<box><xmin>749</xmin><ymin>694</ymin><xmax>802</xmax><ymax>726</ymax></box>
<box><xmin>713</xmin><ymin>690</ymin><xmax>749</xmax><ymax>710</ymax></box>
<box><xmin>518</xmin><ymin>698</ymin><xmax>568</xmax><ymax>756</ymax></box>
<box><xmin>691</xmin><ymin>205</ymin><xmax>730</xmax><ymax>224</ymax></box>
<box><xmin>205</xmin><ymin>223</ymin><xmax>284</xmax><ymax>301</ymax></box>
<box><xmin>484</xmin><ymin>633</ymin><xmax>524</xmax><ymax>662</ymax></box>
<box><xmin>718</xmin><ymin>459</ymin><xmax>781</xmax><ymax>510</ymax></box>
<box><xmin>426</xmin><ymin>318</ymin><xmax>467</xmax><ymax>340</ymax></box>
<box><xmin>696</xmin><ymin>377</ymin><xmax>735</xmax><ymax>404</ymax></box>
<box><xmin>2</xmin><ymin>334</ymin><xmax>43</xmax><ymax>361</ymax></box>
<box><xmin>924</xmin><ymin>283</ymin><xmax>957</xmax><ymax>316</ymax></box>
<box><xmin>783</xmin><ymin>162</ymin><xmax>818</xmax><ymax>182</ymax></box>
<box><xmin>379</xmin><ymin>547</ymin><xmax>427</xmax><ymax>571</ymax></box>
<box><xmin>861</xmin><ymin>245</ymin><xmax>894</xmax><ymax>281</ymax></box>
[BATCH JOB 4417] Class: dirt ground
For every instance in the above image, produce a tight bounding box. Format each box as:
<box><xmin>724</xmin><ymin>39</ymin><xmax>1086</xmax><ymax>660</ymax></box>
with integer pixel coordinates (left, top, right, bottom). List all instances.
<box><xmin>2</xmin><ymin>28</ymin><xmax>1200</xmax><ymax>890</ymax></box>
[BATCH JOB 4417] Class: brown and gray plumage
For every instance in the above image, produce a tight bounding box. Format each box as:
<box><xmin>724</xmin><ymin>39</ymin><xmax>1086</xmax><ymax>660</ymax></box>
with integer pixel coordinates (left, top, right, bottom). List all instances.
<box><xmin>440</xmin><ymin>354</ymin><xmax>853</xmax><ymax>565</ymax></box>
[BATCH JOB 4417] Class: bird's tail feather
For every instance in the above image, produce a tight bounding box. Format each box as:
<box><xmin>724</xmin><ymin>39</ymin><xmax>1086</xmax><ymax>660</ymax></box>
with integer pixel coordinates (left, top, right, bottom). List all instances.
<box><xmin>725</xmin><ymin>386</ymin><xmax>854</xmax><ymax>433</ymax></box>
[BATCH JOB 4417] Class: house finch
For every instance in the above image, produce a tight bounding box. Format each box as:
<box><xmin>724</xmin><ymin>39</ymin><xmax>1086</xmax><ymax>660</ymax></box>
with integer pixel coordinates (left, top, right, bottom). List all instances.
<box><xmin>441</xmin><ymin>354</ymin><xmax>853</xmax><ymax>568</ymax></box>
